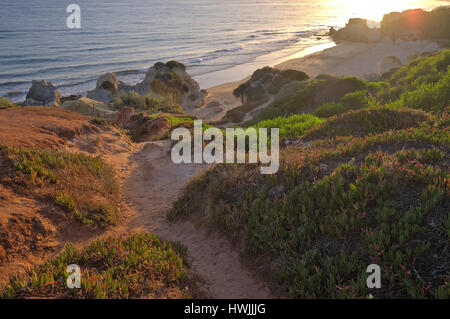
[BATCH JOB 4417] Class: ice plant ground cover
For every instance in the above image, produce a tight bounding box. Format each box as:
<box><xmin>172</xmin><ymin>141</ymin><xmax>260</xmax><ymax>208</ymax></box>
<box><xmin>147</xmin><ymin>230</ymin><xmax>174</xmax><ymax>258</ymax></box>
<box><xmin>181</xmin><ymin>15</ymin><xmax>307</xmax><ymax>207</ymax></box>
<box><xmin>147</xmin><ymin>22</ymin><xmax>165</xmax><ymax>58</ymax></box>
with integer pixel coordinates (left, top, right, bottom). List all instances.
<box><xmin>170</xmin><ymin>110</ymin><xmax>449</xmax><ymax>298</ymax></box>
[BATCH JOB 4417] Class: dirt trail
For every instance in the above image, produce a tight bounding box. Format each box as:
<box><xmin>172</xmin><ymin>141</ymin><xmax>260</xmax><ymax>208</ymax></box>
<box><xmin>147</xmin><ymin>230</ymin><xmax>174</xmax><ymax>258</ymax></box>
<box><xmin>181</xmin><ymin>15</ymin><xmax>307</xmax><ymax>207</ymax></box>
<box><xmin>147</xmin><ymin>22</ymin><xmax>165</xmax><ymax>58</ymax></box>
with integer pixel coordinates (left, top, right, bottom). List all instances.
<box><xmin>122</xmin><ymin>140</ymin><xmax>273</xmax><ymax>299</ymax></box>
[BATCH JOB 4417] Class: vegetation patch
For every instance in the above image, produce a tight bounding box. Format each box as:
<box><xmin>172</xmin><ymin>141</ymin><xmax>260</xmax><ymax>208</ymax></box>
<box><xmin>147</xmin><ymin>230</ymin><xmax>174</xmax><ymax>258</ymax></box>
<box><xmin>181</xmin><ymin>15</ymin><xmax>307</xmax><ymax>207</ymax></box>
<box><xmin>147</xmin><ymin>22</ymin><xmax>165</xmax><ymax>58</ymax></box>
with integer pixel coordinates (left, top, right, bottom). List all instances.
<box><xmin>170</xmin><ymin>115</ymin><xmax>449</xmax><ymax>298</ymax></box>
<box><xmin>226</xmin><ymin>96</ymin><xmax>270</xmax><ymax>123</ymax></box>
<box><xmin>1</xmin><ymin>233</ymin><xmax>198</xmax><ymax>299</ymax></box>
<box><xmin>113</xmin><ymin>91</ymin><xmax>182</xmax><ymax>114</ymax></box>
<box><xmin>246</xmin><ymin>50</ymin><xmax>449</xmax><ymax>125</ymax></box>
<box><xmin>0</xmin><ymin>97</ymin><xmax>18</xmax><ymax>109</ymax></box>
<box><xmin>0</xmin><ymin>145</ymin><xmax>119</xmax><ymax>227</ymax></box>
<box><xmin>305</xmin><ymin>107</ymin><xmax>430</xmax><ymax>140</ymax></box>
<box><xmin>252</xmin><ymin>114</ymin><xmax>323</xmax><ymax>141</ymax></box>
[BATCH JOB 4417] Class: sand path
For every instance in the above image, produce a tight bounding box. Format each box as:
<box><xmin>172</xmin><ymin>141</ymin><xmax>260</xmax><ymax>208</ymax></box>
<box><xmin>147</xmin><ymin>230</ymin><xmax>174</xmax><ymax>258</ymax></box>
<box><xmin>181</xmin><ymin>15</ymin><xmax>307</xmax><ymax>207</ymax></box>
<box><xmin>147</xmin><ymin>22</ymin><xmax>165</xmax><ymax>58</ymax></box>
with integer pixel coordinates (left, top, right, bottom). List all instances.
<box><xmin>122</xmin><ymin>140</ymin><xmax>273</xmax><ymax>299</ymax></box>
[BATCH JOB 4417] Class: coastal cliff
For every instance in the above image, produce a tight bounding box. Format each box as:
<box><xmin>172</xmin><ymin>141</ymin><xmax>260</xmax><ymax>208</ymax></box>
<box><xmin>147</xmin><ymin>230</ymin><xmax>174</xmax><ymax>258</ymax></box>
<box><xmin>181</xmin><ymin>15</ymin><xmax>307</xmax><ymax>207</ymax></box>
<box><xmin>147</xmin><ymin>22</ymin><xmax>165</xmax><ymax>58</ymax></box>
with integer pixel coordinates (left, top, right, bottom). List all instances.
<box><xmin>330</xmin><ymin>6</ymin><xmax>450</xmax><ymax>43</ymax></box>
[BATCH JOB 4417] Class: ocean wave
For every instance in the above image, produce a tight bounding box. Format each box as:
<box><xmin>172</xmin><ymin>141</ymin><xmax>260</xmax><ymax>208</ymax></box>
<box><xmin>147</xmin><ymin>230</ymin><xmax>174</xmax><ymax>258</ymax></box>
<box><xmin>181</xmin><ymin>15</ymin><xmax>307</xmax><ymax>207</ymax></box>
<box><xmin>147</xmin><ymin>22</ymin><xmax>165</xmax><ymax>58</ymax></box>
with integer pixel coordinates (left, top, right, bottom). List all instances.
<box><xmin>212</xmin><ymin>46</ymin><xmax>244</xmax><ymax>54</ymax></box>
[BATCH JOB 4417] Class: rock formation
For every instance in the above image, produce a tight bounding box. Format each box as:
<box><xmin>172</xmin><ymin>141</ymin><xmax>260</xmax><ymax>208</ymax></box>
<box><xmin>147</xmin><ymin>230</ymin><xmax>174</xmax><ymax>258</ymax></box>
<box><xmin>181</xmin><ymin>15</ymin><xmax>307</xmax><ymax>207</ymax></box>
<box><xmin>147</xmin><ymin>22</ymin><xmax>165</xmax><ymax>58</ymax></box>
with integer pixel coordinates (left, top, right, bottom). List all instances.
<box><xmin>86</xmin><ymin>72</ymin><xmax>120</xmax><ymax>103</ymax></box>
<box><xmin>23</xmin><ymin>80</ymin><xmax>62</xmax><ymax>106</ymax></box>
<box><xmin>61</xmin><ymin>97</ymin><xmax>117</xmax><ymax>120</ymax></box>
<box><xmin>114</xmin><ymin>107</ymin><xmax>135</xmax><ymax>128</ymax></box>
<box><xmin>233</xmin><ymin>67</ymin><xmax>309</xmax><ymax>104</ymax></box>
<box><xmin>132</xmin><ymin>61</ymin><xmax>205</xmax><ymax>109</ymax></box>
<box><xmin>381</xmin><ymin>7</ymin><xmax>450</xmax><ymax>41</ymax></box>
<box><xmin>329</xmin><ymin>18</ymin><xmax>382</xmax><ymax>43</ymax></box>
<box><xmin>330</xmin><ymin>6</ymin><xmax>450</xmax><ymax>43</ymax></box>
<box><xmin>88</xmin><ymin>61</ymin><xmax>206</xmax><ymax>110</ymax></box>
<box><xmin>116</xmin><ymin>112</ymin><xmax>171</xmax><ymax>142</ymax></box>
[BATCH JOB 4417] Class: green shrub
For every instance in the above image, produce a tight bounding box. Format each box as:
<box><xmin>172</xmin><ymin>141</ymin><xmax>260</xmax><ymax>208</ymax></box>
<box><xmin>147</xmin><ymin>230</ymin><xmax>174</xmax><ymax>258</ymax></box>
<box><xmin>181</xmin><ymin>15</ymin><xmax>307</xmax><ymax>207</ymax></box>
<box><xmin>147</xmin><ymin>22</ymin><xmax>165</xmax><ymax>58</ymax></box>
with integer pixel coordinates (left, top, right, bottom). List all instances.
<box><xmin>393</xmin><ymin>72</ymin><xmax>450</xmax><ymax>112</ymax></box>
<box><xmin>313</xmin><ymin>91</ymin><xmax>370</xmax><ymax>118</ymax></box>
<box><xmin>170</xmin><ymin>119</ymin><xmax>449</xmax><ymax>298</ymax></box>
<box><xmin>253</xmin><ymin>114</ymin><xmax>323</xmax><ymax>141</ymax></box>
<box><xmin>305</xmin><ymin>107</ymin><xmax>430</xmax><ymax>139</ymax></box>
<box><xmin>0</xmin><ymin>97</ymin><xmax>17</xmax><ymax>109</ymax></box>
<box><xmin>269</xmin><ymin>70</ymin><xmax>309</xmax><ymax>94</ymax></box>
<box><xmin>0</xmin><ymin>233</ymin><xmax>194</xmax><ymax>299</ymax></box>
<box><xmin>389</xmin><ymin>50</ymin><xmax>449</xmax><ymax>88</ymax></box>
<box><xmin>114</xmin><ymin>91</ymin><xmax>182</xmax><ymax>113</ymax></box>
<box><xmin>341</xmin><ymin>91</ymin><xmax>369</xmax><ymax>108</ymax></box>
<box><xmin>313</xmin><ymin>102</ymin><xmax>345</xmax><ymax>118</ymax></box>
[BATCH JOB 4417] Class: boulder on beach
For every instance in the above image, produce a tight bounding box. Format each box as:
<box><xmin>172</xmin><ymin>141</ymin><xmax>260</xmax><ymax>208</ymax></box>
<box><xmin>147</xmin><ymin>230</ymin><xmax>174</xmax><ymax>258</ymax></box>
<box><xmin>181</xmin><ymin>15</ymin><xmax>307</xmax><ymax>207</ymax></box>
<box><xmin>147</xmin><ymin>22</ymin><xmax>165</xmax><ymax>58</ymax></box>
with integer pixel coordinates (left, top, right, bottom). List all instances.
<box><xmin>61</xmin><ymin>97</ymin><xmax>117</xmax><ymax>120</ymax></box>
<box><xmin>133</xmin><ymin>61</ymin><xmax>206</xmax><ymax>109</ymax></box>
<box><xmin>87</xmin><ymin>72</ymin><xmax>120</xmax><ymax>103</ymax></box>
<box><xmin>24</xmin><ymin>80</ymin><xmax>61</xmax><ymax>107</ymax></box>
<box><xmin>329</xmin><ymin>18</ymin><xmax>382</xmax><ymax>43</ymax></box>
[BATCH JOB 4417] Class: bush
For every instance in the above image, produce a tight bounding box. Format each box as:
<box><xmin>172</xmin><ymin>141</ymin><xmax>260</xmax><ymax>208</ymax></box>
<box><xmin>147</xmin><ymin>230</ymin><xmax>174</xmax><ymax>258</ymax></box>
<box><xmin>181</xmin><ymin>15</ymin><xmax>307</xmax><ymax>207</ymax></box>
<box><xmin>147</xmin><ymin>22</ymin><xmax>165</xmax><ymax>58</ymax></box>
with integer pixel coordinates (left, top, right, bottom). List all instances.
<box><xmin>313</xmin><ymin>91</ymin><xmax>370</xmax><ymax>118</ymax></box>
<box><xmin>393</xmin><ymin>72</ymin><xmax>450</xmax><ymax>113</ymax></box>
<box><xmin>0</xmin><ymin>97</ymin><xmax>17</xmax><ymax>109</ymax></box>
<box><xmin>306</xmin><ymin>107</ymin><xmax>430</xmax><ymax>139</ymax></box>
<box><xmin>389</xmin><ymin>50</ymin><xmax>449</xmax><ymax>88</ymax></box>
<box><xmin>341</xmin><ymin>91</ymin><xmax>368</xmax><ymax>108</ymax></box>
<box><xmin>273</xmin><ymin>81</ymin><xmax>305</xmax><ymax>104</ymax></box>
<box><xmin>114</xmin><ymin>91</ymin><xmax>182</xmax><ymax>113</ymax></box>
<box><xmin>253</xmin><ymin>114</ymin><xmax>323</xmax><ymax>141</ymax></box>
<box><xmin>313</xmin><ymin>102</ymin><xmax>345</xmax><ymax>118</ymax></box>
<box><xmin>269</xmin><ymin>70</ymin><xmax>309</xmax><ymax>94</ymax></box>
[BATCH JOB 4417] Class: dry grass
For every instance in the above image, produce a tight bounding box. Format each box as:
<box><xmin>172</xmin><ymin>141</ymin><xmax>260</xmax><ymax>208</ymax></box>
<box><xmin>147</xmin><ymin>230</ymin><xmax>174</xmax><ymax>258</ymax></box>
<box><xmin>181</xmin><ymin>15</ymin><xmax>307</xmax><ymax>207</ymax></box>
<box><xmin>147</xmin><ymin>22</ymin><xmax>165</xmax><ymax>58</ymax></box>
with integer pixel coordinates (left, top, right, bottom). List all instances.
<box><xmin>1</xmin><ymin>145</ymin><xmax>120</xmax><ymax>227</ymax></box>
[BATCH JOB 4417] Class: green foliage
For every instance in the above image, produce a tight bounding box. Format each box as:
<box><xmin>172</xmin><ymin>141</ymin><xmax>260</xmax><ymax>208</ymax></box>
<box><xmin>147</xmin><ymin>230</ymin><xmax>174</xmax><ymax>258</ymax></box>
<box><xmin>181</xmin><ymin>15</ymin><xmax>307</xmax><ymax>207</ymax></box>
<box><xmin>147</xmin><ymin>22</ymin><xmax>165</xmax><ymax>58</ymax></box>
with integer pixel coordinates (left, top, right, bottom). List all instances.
<box><xmin>252</xmin><ymin>114</ymin><xmax>323</xmax><ymax>141</ymax></box>
<box><xmin>340</xmin><ymin>90</ymin><xmax>369</xmax><ymax>109</ymax></box>
<box><xmin>392</xmin><ymin>72</ymin><xmax>450</xmax><ymax>112</ymax></box>
<box><xmin>0</xmin><ymin>97</ymin><xmax>18</xmax><ymax>109</ymax></box>
<box><xmin>305</xmin><ymin>107</ymin><xmax>430</xmax><ymax>140</ymax></box>
<box><xmin>313</xmin><ymin>102</ymin><xmax>346</xmax><ymax>118</ymax></box>
<box><xmin>268</xmin><ymin>70</ymin><xmax>309</xmax><ymax>94</ymax></box>
<box><xmin>313</xmin><ymin>91</ymin><xmax>370</xmax><ymax>118</ymax></box>
<box><xmin>170</xmin><ymin>115</ymin><xmax>450</xmax><ymax>298</ymax></box>
<box><xmin>113</xmin><ymin>91</ymin><xmax>182</xmax><ymax>113</ymax></box>
<box><xmin>90</xmin><ymin>117</ymin><xmax>106</xmax><ymax>125</ymax></box>
<box><xmin>250</xmin><ymin>75</ymin><xmax>370</xmax><ymax>123</ymax></box>
<box><xmin>0</xmin><ymin>234</ymin><xmax>192</xmax><ymax>299</ymax></box>
<box><xmin>389</xmin><ymin>50</ymin><xmax>449</xmax><ymax>93</ymax></box>
<box><xmin>251</xmin><ymin>50</ymin><xmax>449</xmax><ymax>125</ymax></box>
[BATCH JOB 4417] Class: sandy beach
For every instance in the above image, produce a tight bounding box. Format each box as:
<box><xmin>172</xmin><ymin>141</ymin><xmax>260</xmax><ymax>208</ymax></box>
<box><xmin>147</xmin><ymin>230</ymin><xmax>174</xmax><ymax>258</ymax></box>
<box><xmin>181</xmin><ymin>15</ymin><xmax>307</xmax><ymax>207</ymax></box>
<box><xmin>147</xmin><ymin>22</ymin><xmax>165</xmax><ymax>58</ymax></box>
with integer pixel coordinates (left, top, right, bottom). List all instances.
<box><xmin>276</xmin><ymin>39</ymin><xmax>440</xmax><ymax>78</ymax></box>
<box><xmin>196</xmin><ymin>39</ymin><xmax>441</xmax><ymax>123</ymax></box>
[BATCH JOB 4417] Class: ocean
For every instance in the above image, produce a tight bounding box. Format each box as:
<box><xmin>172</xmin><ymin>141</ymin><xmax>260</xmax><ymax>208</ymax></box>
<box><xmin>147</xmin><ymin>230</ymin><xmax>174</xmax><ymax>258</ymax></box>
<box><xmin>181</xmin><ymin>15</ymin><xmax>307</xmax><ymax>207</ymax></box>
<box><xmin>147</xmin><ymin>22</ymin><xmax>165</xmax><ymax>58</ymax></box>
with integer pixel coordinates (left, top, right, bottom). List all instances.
<box><xmin>0</xmin><ymin>0</ymin><xmax>446</xmax><ymax>101</ymax></box>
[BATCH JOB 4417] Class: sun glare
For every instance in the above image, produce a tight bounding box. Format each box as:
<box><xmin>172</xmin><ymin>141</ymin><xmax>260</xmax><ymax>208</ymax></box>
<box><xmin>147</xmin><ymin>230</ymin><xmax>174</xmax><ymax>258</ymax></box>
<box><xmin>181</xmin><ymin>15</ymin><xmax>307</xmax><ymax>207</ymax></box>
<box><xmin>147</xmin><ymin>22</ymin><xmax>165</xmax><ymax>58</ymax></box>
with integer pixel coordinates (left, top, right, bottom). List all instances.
<box><xmin>339</xmin><ymin>0</ymin><xmax>439</xmax><ymax>22</ymax></box>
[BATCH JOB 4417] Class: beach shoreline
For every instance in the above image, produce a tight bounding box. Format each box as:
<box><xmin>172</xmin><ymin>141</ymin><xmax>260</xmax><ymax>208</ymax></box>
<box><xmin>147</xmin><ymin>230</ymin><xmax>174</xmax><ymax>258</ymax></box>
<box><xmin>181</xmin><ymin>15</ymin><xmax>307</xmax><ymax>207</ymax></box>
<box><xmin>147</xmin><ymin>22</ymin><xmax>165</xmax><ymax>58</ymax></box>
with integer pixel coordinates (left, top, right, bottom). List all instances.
<box><xmin>195</xmin><ymin>38</ymin><xmax>441</xmax><ymax>123</ymax></box>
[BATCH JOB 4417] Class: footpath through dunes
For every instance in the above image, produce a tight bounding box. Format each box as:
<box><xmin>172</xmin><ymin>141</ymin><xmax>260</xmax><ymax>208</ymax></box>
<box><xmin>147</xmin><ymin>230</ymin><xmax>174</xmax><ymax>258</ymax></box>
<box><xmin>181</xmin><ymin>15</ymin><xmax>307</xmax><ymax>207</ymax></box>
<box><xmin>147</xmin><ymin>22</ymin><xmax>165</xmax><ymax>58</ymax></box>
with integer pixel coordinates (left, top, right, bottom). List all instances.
<box><xmin>0</xmin><ymin>107</ymin><xmax>134</xmax><ymax>286</ymax></box>
<box><xmin>122</xmin><ymin>140</ymin><xmax>273</xmax><ymax>299</ymax></box>
<box><xmin>0</xmin><ymin>106</ymin><xmax>273</xmax><ymax>298</ymax></box>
